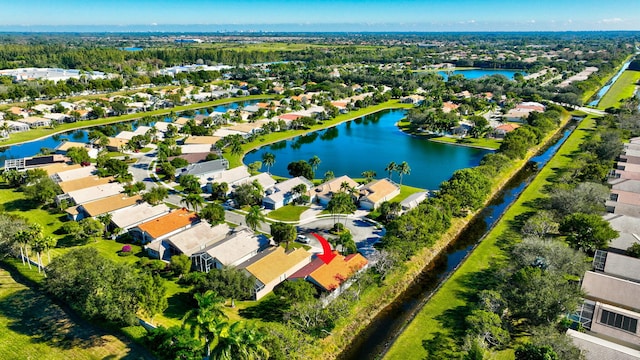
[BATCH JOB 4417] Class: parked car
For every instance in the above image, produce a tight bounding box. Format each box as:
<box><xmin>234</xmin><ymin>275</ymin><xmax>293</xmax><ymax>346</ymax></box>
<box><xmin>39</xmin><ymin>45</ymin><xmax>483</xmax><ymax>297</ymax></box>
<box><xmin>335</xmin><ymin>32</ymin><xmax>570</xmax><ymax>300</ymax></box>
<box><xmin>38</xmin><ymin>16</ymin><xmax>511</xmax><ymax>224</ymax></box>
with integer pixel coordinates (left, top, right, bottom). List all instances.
<box><xmin>296</xmin><ymin>234</ymin><xmax>310</xmax><ymax>244</ymax></box>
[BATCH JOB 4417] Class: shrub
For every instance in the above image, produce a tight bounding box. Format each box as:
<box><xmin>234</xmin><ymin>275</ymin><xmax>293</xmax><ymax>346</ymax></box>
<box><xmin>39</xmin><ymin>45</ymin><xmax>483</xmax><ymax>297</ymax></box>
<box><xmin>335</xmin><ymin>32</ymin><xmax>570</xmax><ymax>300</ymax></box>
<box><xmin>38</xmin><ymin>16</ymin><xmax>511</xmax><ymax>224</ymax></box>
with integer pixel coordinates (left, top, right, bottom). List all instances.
<box><xmin>118</xmin><ymin>244</ymin><xmax>133</xmax><ymax>256</ymax></box>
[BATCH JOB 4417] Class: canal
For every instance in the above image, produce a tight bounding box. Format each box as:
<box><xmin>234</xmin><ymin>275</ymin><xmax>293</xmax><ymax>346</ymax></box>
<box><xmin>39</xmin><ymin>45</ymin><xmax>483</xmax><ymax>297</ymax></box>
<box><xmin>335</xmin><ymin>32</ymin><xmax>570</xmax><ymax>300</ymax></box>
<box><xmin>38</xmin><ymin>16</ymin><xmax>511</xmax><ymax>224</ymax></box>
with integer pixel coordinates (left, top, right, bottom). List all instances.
<box><xmin>338</xmin><ymin>126</ymin><xmax>574</xmax><ymax>360</ymax></box>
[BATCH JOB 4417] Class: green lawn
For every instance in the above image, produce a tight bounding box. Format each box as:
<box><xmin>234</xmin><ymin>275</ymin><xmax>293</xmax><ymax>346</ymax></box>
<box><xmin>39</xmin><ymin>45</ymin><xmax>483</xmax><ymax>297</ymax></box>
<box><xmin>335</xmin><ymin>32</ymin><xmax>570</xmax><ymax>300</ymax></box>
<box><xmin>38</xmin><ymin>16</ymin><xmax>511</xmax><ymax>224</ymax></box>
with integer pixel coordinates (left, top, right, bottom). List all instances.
<box><xmin>597</xmin><ymin>70</ymin><xmax>640</xmax><ymax>109</ymax></box>
<box><xmin>384</xmin><ymin>116</ymin><xmax>596</xmax><ymax>360</ymax></box>
<box><xmin>393</xmin><ymin>184</ymin><xmax>428</xmax><ymax>203</ymax></box>
<box><xmin>0</xmin><ymin>185</ymin><xmax>67</xmax><ymax>238</ymax></box>
<box><xmin>0</xmin><ymin>265</ymin><xmax>152</xmax><ymax>360</ymax></box>
<box><xmin>428</xmin><ymin>135</ymin><xmax>502</xmax><ymax>150</ymax></box>
<box><xmin>267</xmin><ymin>205</ymin><xmax>309</xmax><ymax>222</ymax></box>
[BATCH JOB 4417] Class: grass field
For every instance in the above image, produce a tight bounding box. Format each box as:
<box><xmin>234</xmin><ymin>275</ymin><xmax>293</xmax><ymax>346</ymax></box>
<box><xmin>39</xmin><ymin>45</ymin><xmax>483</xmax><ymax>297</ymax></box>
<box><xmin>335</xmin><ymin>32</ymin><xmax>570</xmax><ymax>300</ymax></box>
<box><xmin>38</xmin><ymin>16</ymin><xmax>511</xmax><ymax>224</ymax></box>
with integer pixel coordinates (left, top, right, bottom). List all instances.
<box><xmin>384</xmin><ymin>116</ymin><xmax>596</xmax><ymax>360</ymax></box>
<box><xmin>267</xmin><ymin>205</ymin><xmax>309</xmax><ymax>221</ymax></box>
<box><xmin>597</xmin><ymin>70</ymin><xmax>640</xmax><ymax>109</ymax></box>
<box><xmin>0</xmin><ymin>265</ymin><xmax>153</xmax><ymax>360</ymax></box>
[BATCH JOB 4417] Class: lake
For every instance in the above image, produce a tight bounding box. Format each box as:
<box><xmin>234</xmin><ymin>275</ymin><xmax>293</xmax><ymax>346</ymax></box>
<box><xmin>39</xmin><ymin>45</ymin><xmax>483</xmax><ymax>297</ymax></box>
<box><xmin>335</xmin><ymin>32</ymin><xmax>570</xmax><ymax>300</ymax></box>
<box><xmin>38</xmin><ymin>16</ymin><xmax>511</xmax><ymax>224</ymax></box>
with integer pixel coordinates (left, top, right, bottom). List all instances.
<box><xmin>438</xmin><ymin>68</ymin><xmax>523</xmax><ymax>80</ymax></box>
<box><xmin>244</xmin><ymin>110</ymin><xmax>491</xmax><ymax>190</ymax></box>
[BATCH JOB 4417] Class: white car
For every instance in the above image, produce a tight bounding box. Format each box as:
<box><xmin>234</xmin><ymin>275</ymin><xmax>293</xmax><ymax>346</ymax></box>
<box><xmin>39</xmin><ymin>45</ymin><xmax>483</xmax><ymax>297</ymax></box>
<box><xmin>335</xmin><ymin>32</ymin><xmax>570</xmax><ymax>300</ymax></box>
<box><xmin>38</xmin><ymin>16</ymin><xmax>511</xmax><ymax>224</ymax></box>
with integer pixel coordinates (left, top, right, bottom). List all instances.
<box><xmin>296</xmin><ymin>234</ymin><xmax>310</xmax><ymax>244</ymax></box>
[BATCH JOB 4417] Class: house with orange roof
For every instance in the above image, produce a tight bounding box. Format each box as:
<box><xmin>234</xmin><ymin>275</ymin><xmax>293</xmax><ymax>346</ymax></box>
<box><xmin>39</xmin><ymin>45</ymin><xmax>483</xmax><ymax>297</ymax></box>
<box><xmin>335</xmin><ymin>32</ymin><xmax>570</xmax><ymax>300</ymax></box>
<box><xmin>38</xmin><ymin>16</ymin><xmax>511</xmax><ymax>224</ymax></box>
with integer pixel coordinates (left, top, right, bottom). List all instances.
<box><xmin>493</xmin><ymin>123</ymin><xmax>521</xmax><ymax>138</ymax></box>
<box><xmin>278</xmin><ymin>113</ymin><xmax>303</xmax><ymax>122</ymax></box>
<box><xmin>239</xmin><ymin>246</ymin><xmax>312</xmax><ymax>300</ymax></box>
<box><xmin>131</xmin><ymin>208</ymin><xmax>199</xmax><ymax>245</ymax></box>
<box><xmin>358</xmin><ymin>178</ymin><xmax>401</xmax><ymax>210</ymax></box>
<box><xmin>289</xmin><ymin>253</ymin><xmax>368</xmax><ymax>294</ymax></box>
<box><xmin>442</xmin><ymin>101</ymin><xmax>460</xmax><ymax>114</ymax></box>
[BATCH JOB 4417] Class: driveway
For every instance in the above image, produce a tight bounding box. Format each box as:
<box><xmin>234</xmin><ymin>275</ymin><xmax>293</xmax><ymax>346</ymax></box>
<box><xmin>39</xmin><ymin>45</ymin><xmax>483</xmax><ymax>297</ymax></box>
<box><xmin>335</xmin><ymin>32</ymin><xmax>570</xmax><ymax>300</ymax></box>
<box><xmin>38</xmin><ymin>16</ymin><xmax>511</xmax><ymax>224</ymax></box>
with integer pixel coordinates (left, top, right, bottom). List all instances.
<box><xmin>297</xmin><ymin>216</ymin><xmax>384</xmax><ymax>258</ymax></box>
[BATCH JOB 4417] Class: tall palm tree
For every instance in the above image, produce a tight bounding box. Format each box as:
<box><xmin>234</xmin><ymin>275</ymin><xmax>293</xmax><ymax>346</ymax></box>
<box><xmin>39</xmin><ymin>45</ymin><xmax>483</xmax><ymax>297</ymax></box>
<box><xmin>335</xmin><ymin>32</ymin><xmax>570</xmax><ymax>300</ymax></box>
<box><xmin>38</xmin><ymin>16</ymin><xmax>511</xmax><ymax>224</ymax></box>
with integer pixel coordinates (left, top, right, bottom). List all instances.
<box><xmin>14</xmin><ymin>230</ymin><xmax>31</xmax><ymax>268</ymax></box>
<box><xmin>183</xmin><ymin>290</ymin><xmax>228</xmax><ymax>358</ymax></box>
<box><xmin>245</xmin><ymin>206</ymin><xmax>265</xmax><ymax>232</ymax></box>
<box><xmin>261</xmin><ymin>152</ymin><xmax>275</xmax><ymax>174</ymax></box>
<box><xmin>230</xmin><ymin>139</ymin><xmax>243</xmax><ymax>157</ymax></box>
<box><xmin>211</xmin><ymin>322</ymin><xmax>269</xmax><ymax>360</ymax></box>
<box><xmin>30</xmin><ymin>236</ymin><xmax>47</xmax><ymax>273</ymax></box>
<box><xmin>0</xmin><ymin>122</ymin><xmax>11</xmax><ymax>138</ymax></box>
<box><xmin>43</xmin><ymin>235</ymin><xmax>57</xmax><ymax>264</ymax></box>
<box><xmin>385</xmin><ymin>161</ymin><xmax>397</xmax><ymax>181</ymax></box>
<box><xmin>397</xmin><ymin>161</ymin><xmax>411</xmax><ymax>186</ymax></box>
<box><xmin>308</xmin><ymin>155</ymin><xmax>321</xmax><ymax>173</ymax></box>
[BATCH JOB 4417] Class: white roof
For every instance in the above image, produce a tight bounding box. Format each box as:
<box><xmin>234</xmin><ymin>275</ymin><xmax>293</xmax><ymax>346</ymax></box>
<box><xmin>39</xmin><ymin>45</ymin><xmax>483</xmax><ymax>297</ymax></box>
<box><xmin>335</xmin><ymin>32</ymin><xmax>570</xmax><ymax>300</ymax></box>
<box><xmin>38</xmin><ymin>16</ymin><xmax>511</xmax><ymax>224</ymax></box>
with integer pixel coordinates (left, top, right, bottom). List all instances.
<box><xmin>567</xmin><ymin>329</ymin><xmax>640</xmax><ymax>360</ymax></box>
<box><xmin>214</xmin><ymin>166</ymin><xmax>251</xmax><ymax>186</ymax></box>
<box><xmin>247</xmin><ymin>173</ymin><xmax>277</xmax><ymax>191</ymax></box>
<box><xmin>213</xmin><ymin>128</ymin><xmax>246</xmax><ymax>137</ymax></box>
<box><xmin>198</xmin><ymin>227</ymin><xmax>270</xmax><ymax>266</ymax></box>
<box><xmin>115</xmin><ymin>130</ymin><xmax>136</xmax><ymax>140</ymax></box>
<box><xmin>167</xmin><ymin>222</ymin><xmax>230</xmax><ymax>257</ymax></box>
<box><xmin>53</xmin><ymin>165</ymin><xmax>97</xmax><ymax>182</ymax></box>
<box><xmin>43</xmin><ymin>113</ymin><xmax>69</xmax><ymax>121</ymax></box>
<box><xmin>400</xmin><ymin>191</ymin><xmax>429</xmax><ymax>209</ymax></box>
<box><xmin>603</xmin><ymin>214</ymin><xmax>640</xmax><ymax>235</ymax></box>
<box><xmin>264</xmin><ymin>176</ymin><xmax>313</xmax><ymax>205</ymax></box>
<box><xmin>179</xmin><ymin>144</ymin><xmax>212</xmax><ymax>154</ymax></box>
<box><xmin>110</xmin><ymin>202</ymin><xmax>170</xmax><ymax>230</ymax></box>
<box><xmin>67</xmin><ymin>182</ymin><xmax>124</xmax><ymax>205</ymax></box>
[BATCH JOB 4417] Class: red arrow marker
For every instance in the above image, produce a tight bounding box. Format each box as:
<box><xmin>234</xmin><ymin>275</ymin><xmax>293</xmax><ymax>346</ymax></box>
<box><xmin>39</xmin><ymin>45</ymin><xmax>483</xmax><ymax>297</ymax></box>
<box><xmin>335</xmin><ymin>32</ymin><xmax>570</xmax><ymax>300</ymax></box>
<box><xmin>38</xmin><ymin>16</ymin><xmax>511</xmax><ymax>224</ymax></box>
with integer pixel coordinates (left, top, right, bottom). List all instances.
<box><xmin>312</xmin><ymin>232</ymin><xmax>336</xmax><ymax>264</ymax></box>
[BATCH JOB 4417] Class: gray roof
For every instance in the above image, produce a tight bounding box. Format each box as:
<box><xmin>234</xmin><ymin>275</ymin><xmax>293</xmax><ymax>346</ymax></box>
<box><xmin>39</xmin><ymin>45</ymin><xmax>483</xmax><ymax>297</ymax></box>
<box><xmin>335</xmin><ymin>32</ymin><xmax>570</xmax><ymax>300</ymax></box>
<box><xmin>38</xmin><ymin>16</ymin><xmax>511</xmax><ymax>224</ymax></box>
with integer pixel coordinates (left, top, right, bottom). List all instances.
<box><xmin>177</xmin><ymin>158</ymin><xmax>228</xmax><ymax>178</ymax></box>
<box><xmin>612</xmin><ymin>179</ymin><xmax>640</xmax><ymax>194</ymax></box>
<box><xmin>582</xmin><ymin>271</ymin><xmax>640</xmax><ymax>311</ymax></box>
<box><xmin>195</xmin><ymin>227</ymin><xmax>270</xmax><ymax>266</ymax></box>
<box><xmin>166</xmin><ymin>222</ymin><xmax>230</xmax><ymax>257</ymax></box>
<box><xmin>601</xmin><ymin>251</ymin><xmax>640</xmax><ymax>282</ymax></box>
<box><xmin>400</xmin><ymin>191</ymin><xmax>429</xmax><ymax>209</ymax></box>
<box><xmin>567</xmin><ymin>329</ymin><xmax>640</xmax><ymax>360</ymax></box>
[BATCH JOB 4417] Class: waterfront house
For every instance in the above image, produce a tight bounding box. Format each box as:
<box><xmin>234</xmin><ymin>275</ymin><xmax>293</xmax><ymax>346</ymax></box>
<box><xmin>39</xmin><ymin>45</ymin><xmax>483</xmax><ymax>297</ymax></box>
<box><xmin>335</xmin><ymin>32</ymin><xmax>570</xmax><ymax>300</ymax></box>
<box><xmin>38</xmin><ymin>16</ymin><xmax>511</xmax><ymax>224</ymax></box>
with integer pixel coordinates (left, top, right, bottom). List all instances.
<box><xmin>400</xmin><ymin>191</ymin><xmax>429</xmax><ymax>212</ymax></box>
<box><xmin>308</xmin><ymin>175</ymin><xmax>360</xmax><ymax>207</ymax></box>
<box><xmin>3</xmin><ymin>154</ymin><xmax>68</xmax><ymax>172</ymax></box>
<box><xmin>262</xmin><ymin>176</ymin><xmax>314</xmax><ymax>210</ymax></box>
<box><xmin>19</xmin><ymin>116</ymin><xmax>51</xmax><ymax>128</ymax></box>
<box><xmin>358</xmin><ymin>179</ymin><xmax>401</xmax><ymax>210</ymax></box>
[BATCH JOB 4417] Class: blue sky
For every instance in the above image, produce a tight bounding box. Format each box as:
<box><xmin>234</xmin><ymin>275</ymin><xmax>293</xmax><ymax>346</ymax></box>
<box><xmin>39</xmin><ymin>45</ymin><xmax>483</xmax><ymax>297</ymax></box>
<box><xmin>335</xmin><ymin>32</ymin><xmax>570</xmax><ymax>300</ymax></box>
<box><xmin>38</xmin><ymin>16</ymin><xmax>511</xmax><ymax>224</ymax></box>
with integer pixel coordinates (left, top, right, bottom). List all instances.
<box><xmin>2</xmin><ymin>0</ymin><xmax>639</xmax><ymax>31</ymax></box>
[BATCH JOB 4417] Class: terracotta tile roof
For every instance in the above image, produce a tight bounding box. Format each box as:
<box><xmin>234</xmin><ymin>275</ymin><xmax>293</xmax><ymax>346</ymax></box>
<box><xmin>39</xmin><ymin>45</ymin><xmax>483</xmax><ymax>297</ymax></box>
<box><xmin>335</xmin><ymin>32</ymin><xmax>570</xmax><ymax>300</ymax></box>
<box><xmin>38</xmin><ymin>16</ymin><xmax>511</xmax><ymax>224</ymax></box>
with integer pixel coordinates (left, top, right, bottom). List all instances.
<box><xmin>137</xmin><ymin>208</ymin><xmax>199</xmax><ymax>239</ymax></box>
<box><xmin>278</xmin><ymin>113</ymin><xmax>303</xmax><ymax>121</ymax></box>
<box><xmin>242</xmin><ymin>247</ymin><xmax>311</xmax><ymax>285</ymax></box>
<box><xmin>291</xmin><ymin>253</ymin><xmax>368</xmax><ymax>292</ymax></box>
<box><xmin>58</xmin><ymin>176</ymin><xmax>113</xmax><ymax>193</ymax></box>
<box><xmin>495</xmin><ymin>123</ymin><xmax>521</xmax><ymax>132</ymax></box>
<box><xmin>80</xmin><ymin>194</ymin><xmax>142</xmax><ymax>217</ymax></box>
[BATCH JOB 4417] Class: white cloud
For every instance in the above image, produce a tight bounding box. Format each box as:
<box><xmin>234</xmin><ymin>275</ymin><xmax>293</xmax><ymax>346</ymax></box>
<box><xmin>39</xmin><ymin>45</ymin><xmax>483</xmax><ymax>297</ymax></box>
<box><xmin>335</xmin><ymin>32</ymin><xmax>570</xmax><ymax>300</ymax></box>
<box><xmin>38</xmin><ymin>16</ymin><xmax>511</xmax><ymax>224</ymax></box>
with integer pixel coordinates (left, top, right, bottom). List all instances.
<box><xmin>600</xmin><ymin>18</ymin><xmax>623</xmax><ymax>23</ymax></box>
<box><xmin>151</xmin><ymin>22</ymin><xmax>158</xmax><ymax>26</ymax></box>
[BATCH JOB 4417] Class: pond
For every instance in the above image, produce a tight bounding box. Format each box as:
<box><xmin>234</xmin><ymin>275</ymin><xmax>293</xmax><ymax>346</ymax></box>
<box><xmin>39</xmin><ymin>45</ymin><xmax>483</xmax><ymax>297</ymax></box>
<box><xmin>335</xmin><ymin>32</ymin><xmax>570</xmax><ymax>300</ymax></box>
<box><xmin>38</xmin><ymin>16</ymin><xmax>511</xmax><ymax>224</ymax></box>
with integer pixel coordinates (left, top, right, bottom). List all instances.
<box><xmin>243</xmin><ymin>110</ymin><xmax>491</xmax><ymax>190</ymax></box>
<box><xmin>0</xmin><ymin>100</ymin><xmax>259</xmax><ymax>162</ymax></box>
<box><xmin>438</xmin><ymin>68</ymin><xmax>524</xmax><ymax>80</ymax></box>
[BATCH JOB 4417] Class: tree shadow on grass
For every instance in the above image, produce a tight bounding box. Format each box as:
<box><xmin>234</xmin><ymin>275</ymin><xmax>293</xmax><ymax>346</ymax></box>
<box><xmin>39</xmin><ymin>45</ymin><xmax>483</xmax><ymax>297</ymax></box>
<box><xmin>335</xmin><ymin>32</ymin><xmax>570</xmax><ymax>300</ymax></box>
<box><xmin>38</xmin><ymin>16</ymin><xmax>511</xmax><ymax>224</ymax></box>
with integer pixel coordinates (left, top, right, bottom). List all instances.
<box><xmin>1</xmin><ymin>197</ymin><xmax>39</xmax><ymax>213</ymax></box>
<box><xmin>0</xmin><ymin>278</ymin><xmax>108</xmax><ymax>350</ymax></box>
<box><xmin>163</xmin><ymin>290</ymin><xmax>192</xmax><ymax>323</ymax></box>
<box><xmin>239</xmin><ymin>296</ymin><xmax>287</xmax><ymax>323</ymax></box>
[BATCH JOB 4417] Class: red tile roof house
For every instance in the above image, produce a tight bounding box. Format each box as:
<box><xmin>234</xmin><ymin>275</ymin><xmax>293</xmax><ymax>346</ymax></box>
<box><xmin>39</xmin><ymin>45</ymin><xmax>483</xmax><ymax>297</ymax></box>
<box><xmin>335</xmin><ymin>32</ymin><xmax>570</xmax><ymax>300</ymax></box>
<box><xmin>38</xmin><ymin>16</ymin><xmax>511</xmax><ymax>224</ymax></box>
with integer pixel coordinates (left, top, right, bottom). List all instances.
<box><xmin>492</xmin><ymin>123</ymin><xmax>521</xmax><ymax>138</ymax></box>
<box><xmin>289</xmin><ymin>252</ymin><xmax>368</xmax><ymax>301</ymax></box>
<box><xmin>131</xmin><ymin>208</ymin><xmax>199</xmax><ymax>252</ymax></box>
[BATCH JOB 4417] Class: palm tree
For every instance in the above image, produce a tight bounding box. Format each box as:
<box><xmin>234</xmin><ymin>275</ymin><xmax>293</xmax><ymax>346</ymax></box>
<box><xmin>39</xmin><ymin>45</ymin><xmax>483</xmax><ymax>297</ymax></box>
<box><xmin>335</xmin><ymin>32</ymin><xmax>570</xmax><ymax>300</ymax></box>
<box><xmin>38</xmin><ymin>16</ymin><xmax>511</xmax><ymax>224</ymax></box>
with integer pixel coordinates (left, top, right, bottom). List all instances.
<box><xmin>385</xmin><ymin>161</ymin><xmax>397</xmax><ymax>181</ymax></box>
<box><xmin>30</xmin><ymin>236</ymin><xmax>47</xmax><ymax>273</ymax></box>
<box><xmin>183</xmin><ymin>290</ymin><xmax>228</xmax><ymax>358</ymax></box>
<box><xmin>97</xmin><ymin>213</ymin><xmax>113</xmax><ymax>237</ymax></box>
<box><xmin>340</xmin><ymin>181</ymin><xmax>353</xmax><ymax>194</ymax></box>
<box><xmin>0</xmin><ymin>121</ymin><xmax>11</xmax><ymax>138</ymax></box>
<box><xmin>308</xmin><ymin>155</ymin><xmax>321</xmax><ymax>173</ymax></box>
<box><xmin>181</xmin><ymin>193</ymin><xmax>205</xmax><ymax>212</ymax></box>
<box><xmin>211</xmin><ymin>322</ymin><xmax>269</xmax><ymax>360</ymax></box>
<box><xmin>230</xmin><ymin>139</ymin><xmax>243</xmax><ymax>157</ymax></box>
<box><xmin>361</xmin><ymin>170</ymin><xmax>377</xmax><ymax>183</ymax></box>
<box><xmin>245</xmin><ymin>206</ymin><xmax>265</xmax><ymax>232</ymax></box>
<box><xmin>14</xmin><ymin>230</ymin><xmax>31</xmax><ymax>268</ymax></box>
<box><xmin>261</xmin><ymin>152</ymin><xmax>275</xmax><ymax>174</ymax></box>
<box><xmin>397</xmin><ymin>161</ymin><xmax>411</xmax><ymax>186</ymax></box>
<box><xmin>323</xmin><ymin>170</ymin><xmax>335</xmax><ymax>182</ymax></box>
<box><xmin>43</xmin><ymin>235</ymin><xmax>57</xmax><ymax>264</ymax></box>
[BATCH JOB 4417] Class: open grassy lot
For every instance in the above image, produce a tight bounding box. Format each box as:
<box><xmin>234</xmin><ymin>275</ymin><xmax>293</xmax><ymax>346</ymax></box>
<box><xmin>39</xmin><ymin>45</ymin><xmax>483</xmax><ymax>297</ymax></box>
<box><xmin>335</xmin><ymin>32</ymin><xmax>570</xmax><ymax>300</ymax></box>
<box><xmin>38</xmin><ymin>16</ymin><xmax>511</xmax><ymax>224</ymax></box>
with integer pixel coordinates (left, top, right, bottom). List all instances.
<box><xmin>0</xmin><ymin>265</ymin><xmax>153</xmax><ymax>360</ymax></box>
<box><xmin>267</xmin><ymin>205</ymin><xmax>309</xmax><ymax>222</ymax></box>
<box><xmin>597</xmin><ymin>70</ymin><xmax>640</xmax><ymax>109</ymax></box>
<box><xmin>384</xmin><ymin>116</ymin><xmax>596</xmax><ymax>360</ymax></box>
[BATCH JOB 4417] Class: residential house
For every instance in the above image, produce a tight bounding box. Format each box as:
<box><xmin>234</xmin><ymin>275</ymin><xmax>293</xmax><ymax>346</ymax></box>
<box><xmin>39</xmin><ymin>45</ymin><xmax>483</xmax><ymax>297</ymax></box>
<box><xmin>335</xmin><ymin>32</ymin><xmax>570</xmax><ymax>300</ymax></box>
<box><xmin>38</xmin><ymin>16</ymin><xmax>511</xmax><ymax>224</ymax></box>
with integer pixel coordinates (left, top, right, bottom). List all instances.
<box><xmin>207</xmin><ymin>166</ymin><xmax>251</xmax><ymax>192</ymax></box>
<box><xmin>308</xmin><ymin>175</ymin><xmax>360</xmax><ymax>206</ymax></box>
<box><xmin>57</xmin><ymin>182</ymin><xmax>124</xmax><ymax>206</ymax></box>
<box><xmin>239</xmin><ymin>246</ymin><xmax>312</xmax><ymax>300</ymax></box>
<box><xmin>168</xmin><ymin>152</ymin><xmax>211</xmax><ymax>165</ymax></box>
<box><xmin>358</xmin><ymin>179</ymin><xmax>401</xmax><ymax>210</ymax></box>
<box><xmin>400</xmin><ymin>191</ymin><xmax>429</xmax><ymax>212</ymax></box>
<box><xmin>603</xmin><ymin>214</ymin><xmax>640</xmax><ymax>253</ymax></box>
<box><xmin>611</xmin><ymin>162</ymin><xmax>640</xmax><ymax>181</ymax></box>
<box><xmin>192</xmin><ymin>226</ymin><xmax>271</xmax><ymax>272</ymax></box>
<box><xmin>183</xmin><ymin>136</ymin><xmax>221</xmax><ymax>145</ymax></box>
<box><xmin>54</xmin><ymin>141</ymin><xmax>98</xmax><ymax>159</ymax></box>
<box><xmin>51</xmin><ymin>165</ymin><xmax>97</xmax><ymax>183</ymax></box>
<box><xmin>110</xmin><ymin>202</ymin><xmax>171</xmax><ymax>232</ymax></box>
<box><xmin>58</xmin><ymin>176</ymin><xmax>113</xmax><ymax>193</ymax></box>
<box><xmin>103</xmin><ymin>137</ymin><xmax>129</xmax><ymax>152</ymax></box>
<box><xmin>442</xmin><ymin>101</ymin><xmax>460</xmax><ymax>113</ymax></box>
<box><xmin>176</xmin><ymin>158</ymin><xmax>229</xmax><ymax>184</ymax></box>
<box><xmin>289</xmin><ymin>253</ymin><xmax>368</xmax><ymax>294</ymax></box>
<box><xmin>1</xmin><ymin>120</ymin><xmax>30</xmax><ymax>134</ymax></box>
<box><xmin>493</xmin><ymin>123</ymin><xmax>521</xmax><ymax>138</ymax></box>
<box><xmin>19</xmin><ymin>116</ymin><xmax>51</xmax><ymax>128</ymax></box>
<box><xmin>43</xmin><ymin>113</ymin><xmax>70</xmax><ymax>124</ymax></box>
<box><xmin>153</xmin><ymin>222</ymin><xmax>231</xmax><ymax>260</ymax></box>
<box><xmin>246</xmin><ymin>173</ymin><xmax>277</xmax><ymax>193</ymax></box>
<box><xmin>569</xmin><ymin>250</ymin><xmax>640</xmax><ymax>359</ymax></box>
<box><xmin>36</xmin><ymin>162</ymin><xmax>82</xmax><ymax>176</ymax></box>
<box><xmin>3</xmin><ymin>154</ymin><xmax>68</xmax><ymax>172</ymax></box>
<box><xmin>69</xmin><ymin>194</ymin><xmax>142</xmax><ymax>221</ymax></box>
<box><xmin>262</xmin><ymin>176</ymin><xmax>314</xmax><ymax>210</ymax></box>
<box><xmin>133</xmin><ymin>208</ymin><xmax>199</xmax><ymax>244</ymax></box>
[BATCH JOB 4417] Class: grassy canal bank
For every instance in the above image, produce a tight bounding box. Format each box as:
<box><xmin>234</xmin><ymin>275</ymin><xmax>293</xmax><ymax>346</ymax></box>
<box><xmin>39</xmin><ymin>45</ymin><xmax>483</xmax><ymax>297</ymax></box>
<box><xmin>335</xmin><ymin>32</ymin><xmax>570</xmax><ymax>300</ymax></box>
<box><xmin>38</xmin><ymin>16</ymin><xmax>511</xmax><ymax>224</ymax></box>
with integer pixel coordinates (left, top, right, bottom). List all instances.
<box><xmin>384</xmin><ymin>114</ymin><xmax>596</xmax><ymax>359</ymax></box>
